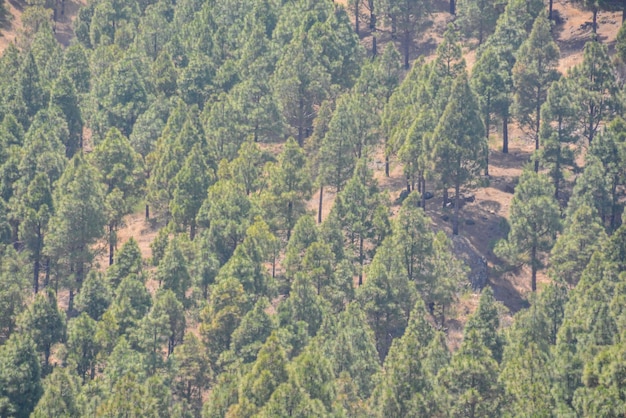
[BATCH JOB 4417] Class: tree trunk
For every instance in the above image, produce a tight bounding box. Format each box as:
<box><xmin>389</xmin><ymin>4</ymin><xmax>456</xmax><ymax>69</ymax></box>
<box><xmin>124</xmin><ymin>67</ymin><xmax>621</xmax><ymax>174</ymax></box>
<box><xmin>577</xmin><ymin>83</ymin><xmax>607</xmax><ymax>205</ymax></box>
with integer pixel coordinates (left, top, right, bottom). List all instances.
<box><xmin>385</xmin><ymin>154</ymin><xmax>389</xmax><ymax>177</ymax></box>
<box><xmin>403</xmin><ymin>28</ymin><xmax>410</xmax><ymax>69</ymax></box>
<box><xmin>453</xmin><ymin>179</ymin><xmax>460</xmax><ymax>235</ymax></box>
<box><xmin>33</xmin><ymin>258</ymin><xmax>40</xmax><ymax>294</ymax></box>
<box><xmin>69</xmin><ymin>289</ymin><xmax>74</xmax><ymax>312</ymax></box>
<box><xmin>190</xmin><ymin>219</ymin><xmax>196</xmax><ymax>241</ymax></box>
<box><xmin>450</xmin><ymin>0</ymin><xmax>455</xmax><ymax>15</ymax></box>
<box><xmin>297</xmin><ymin>98</ymin><xmax>304</xmax><ymax>146</ymax></box>
<box><xmin>44</xmin><ymin>257</ymin><xmax>50</xmax><ymax>288</ymax></box>
<box><xmin>502</xmin><ymin>114</ymin><xmax>509</xmax><ymax>153</ymax></box>
<box><xmin>421</xmin><ymin>176</ymin><xmax>427</xmax><ymax>209</ymax></box>
<box><xmin>534</xmin><ymin>99</ymin><xmax>540</xmax><ymax>173</ymax></box>
<box><xmin>370</xmin><ymin>1</ymin><xmax>376</xmax><ymax>30</ymax></box>
<box><xmin>358</xmin><ymin>236</ymin><xmax>364</xmax><ymax>285</ymax></box>
<box><xmin>588</xmin><ymin>103</ymin><xmax>595</xmax><ymax>143</ymax></box>
<box><xmin>549</xmin><ymin>0</ymin><xmax>553</xmax><ymax>20</ymax></box>
<box><xmin>145</xmin><ymin>204</ymin><xmax>149</xmax><ymax>220</ymax></box>
<box><xmin>531</xmin><ymin>244</ymin><xmax>537</xmax><ymax>292</ymax></box>
<box><xmin>109</xmin><ymin>224</ymin><xmax>115</xmax><ymax>266</ymax></box>
<box><xmin>318</xmin><ymin>185</ymin><xmax>323</xmax><ymax>224</ymax></box>
<box><xmin>372</xmin><ymin>35</ymin><xmax>377</xmax><ymax>57</ymax></box>
<box><xmin>485</xmin><ymin>110</ymin><xmax>490</xmax><ymax>176</ymax></box>
<box><xmin>287</xmin><ymin>201</ymin><xmax>293</xmax><ymax>240</ymax></box>
<box><xmin>443</xmin><ymin>188</ymin><xmax>448</xmax><ymax>209</ymax></box>
<box><xmin>354</xmin><ymin>0</ymin><xmax>360</xmax><ymax>36</ymax></box>
<box><xmin>623</xmin><ymin>0</ymin><xmax>625</xmax><ymax>24</ymax></box>
<box><xmin>592</xmin><ymin>8</ymin><xmax>598</xmax><ymax>35</ymax></box>
<box><xmin>33</xmin><ymin>227</ymin><xmax>41</xmax><ymax>294</ymax></box>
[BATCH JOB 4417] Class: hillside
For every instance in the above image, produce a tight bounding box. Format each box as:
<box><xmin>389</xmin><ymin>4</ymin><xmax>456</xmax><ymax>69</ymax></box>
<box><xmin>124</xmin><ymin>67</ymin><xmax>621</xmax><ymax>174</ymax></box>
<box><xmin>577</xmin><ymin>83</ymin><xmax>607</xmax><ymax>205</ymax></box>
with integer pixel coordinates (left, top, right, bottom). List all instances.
<box><xmin>1</xmin><ymin>0</ymin><xmax>626</xmax><ymax>416</ymax></box>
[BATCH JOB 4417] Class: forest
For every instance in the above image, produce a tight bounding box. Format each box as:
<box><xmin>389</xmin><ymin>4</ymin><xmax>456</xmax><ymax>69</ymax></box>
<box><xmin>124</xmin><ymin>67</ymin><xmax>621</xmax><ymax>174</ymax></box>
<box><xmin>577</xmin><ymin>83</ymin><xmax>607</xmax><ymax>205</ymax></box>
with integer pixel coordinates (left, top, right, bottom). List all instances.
<box><xmin>0</xmin><ymin>0</ymin><xmax>626</xmax><ymax>416</ymax></box>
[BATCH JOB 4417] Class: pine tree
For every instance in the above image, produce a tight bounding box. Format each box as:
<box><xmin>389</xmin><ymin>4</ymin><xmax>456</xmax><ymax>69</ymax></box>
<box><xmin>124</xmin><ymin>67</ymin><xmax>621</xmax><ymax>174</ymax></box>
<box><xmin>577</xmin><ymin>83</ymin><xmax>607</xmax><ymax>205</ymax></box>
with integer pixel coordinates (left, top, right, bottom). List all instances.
<box><xmin>197</xmin><ymin>178</ymin><xmax>255</xmax><ymax>266</ymax></box>
<box><xmin>106</xmin><ymin>237</ymin><xmax>143</xmax><ymax>289</ymax></box>
<box><xmin>272</xmin><ymin>35</ymin><xmax>330</xmax><ymax>145</ymax></box>
<box><xmin>471</xmin><ymin>45</ymin><xmax>511</xmax><ymax>155</ymax></box>
<box><xmin>330</xmin><ymin>302</ymin><xmax>381</xmax><ymax>399</ymax></box>
<box><xmin>171</xmin><ymin>334</ymin><xmax>211</xmax><ymax>415</ymax></box>
<box><xmin>512</xmin><ymin>13</ymin><xmax>560</xmax><ymax>172</ymax></box>
<box><xmin>331</xmin><ymin>161</ymin><xmax>386</xmax><ymax>284</ymax></box>
<box><xmin>495</xmin><ymin>169</ymin><xmax>561</xmax><ymax>291</ymax></box>
<box><xmin>456</xmin><ymin>0</ymin><xmax>503</xmax><ymax>44</ymax></box>
<box><xmin>50</xmin><ymin>74</ymin><xmax>83</xmax><ymax>157</ymax></box>
<box><xmin>45</xmin><ymin>155</ymin><xmax>106</xmax><ymax>311</ymax></box>
<box><xmin>569</xmin><ymin>40</ymin><xmax>619</xmax><ymax>145</ymax></box>
<box><xmin>358</xmin><ymin>240</ymin><xmax>416</xmax><ymax>360</ymax></box>
<box><xmin>231</xmin><ymin>297</ymin><xmax>275</xmax><ymax>364</ymax></box>
<box><xmin>464</xmin><ymin>287</ymin><xmax>504</xmax><ymax>362</ymax></box>
<box><xmin>370</xmin><ymin>300</ymin><xmax>439</xmax><ymax>417</ymax></box>
<box><xmin>31</xmin><ymin>367</ymin><xmax>80</xmax><ymax>418</ymax></box>
<box><xmin>431</xmin><ymin>71</ymin><xmax>486</xmax><ymax>235</ymax></box>
<box><xmin>91</xmin><ymin>128</ymin><xmax>143</xmax><ymax>265</ymax></box>
<box><xmin>377</xmin><ymin>0</ymin><xmax>431</xmax><ymax>68</ymax></box>
<box><xmin>75</xmin><ymin>272</ymin><xmax>111</xmax><ymax>322</ymax></box>
<box><xmin>261</xmin><ymin>138</ymin><xmax>312</xmax><ymax>240</ymax></box>
<box><xmin>539</xmin><ymin>77</ymin><xmax>580</xmax><ymax>199</ymax></box>
<box><xmin>171</xmin><ymin>143</ymin><xmax>214</xmax><ymax>239</ymax></box>
<box><xmin>0</xmin><ymin>334</ymin><xmax>42</xmax><ymax>418</ymax></box>
<box><xmin>66</xmin><ymin>313</ymin><xmax>100</xmax><ymax>381</ymax></box>
<box><xmin>550</xmin><ymin>202</ymin><xmax>606</xmax><ymax>286</ymax></box>
<box><xmin>235</xmin><ymin>332</ymin><xmax>289</xmax><ymax>413</ymax></box>
<box><xmin>438</xmin><ymin>330</ymin><xmax>503</xmax><ymax>417</ymax></box>
<box><xmin>18</xmin><ymin>288</ymin><xmax>65</xmax><ymax>370</ymax></box>
<box><xmin>199</xmin><ymin>277</ymin><xmax>247</xmax><ymax>363</ymax></box>
<box><xmin>155</xmin><ymin>237</ymin><xmax>191</xmax><ymax>303</ymax></box>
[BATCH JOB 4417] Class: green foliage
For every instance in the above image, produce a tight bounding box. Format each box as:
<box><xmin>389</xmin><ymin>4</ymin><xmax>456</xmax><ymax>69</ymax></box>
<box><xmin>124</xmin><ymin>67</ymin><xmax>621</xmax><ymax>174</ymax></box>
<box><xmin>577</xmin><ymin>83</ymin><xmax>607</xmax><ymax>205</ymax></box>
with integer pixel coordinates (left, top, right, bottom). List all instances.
<box><xmin>0</xmin><ymin>333</ymin><xmax>42</xmax><ymax>418</ymax></box>
<box><xmin>495</xmin><ymin>169</ymin><xmax>561</xmax><ymax>291</ymax></box>
<box><xmin>261</xmin><ymin>138</ymin><xmax>312</xmax><ymax>240</ymax></box>
<box><xmin>17</xmin><ymin>288</ymin><xmax>65</xmax><ymax>369</ymax></box>
<box><xmin>31</xmin><ymin>367</ymin><xmax>80</xmax><ymax>418</ymax></box>
<box><xmin>512</xmin><ymin>13</ymin><xmax>560</xmax><ymax>154</ymax></box>
<box><xmin>568</xmin><ymin>40</ymin><xmax>619</xmax><ymax>144</ymax></box>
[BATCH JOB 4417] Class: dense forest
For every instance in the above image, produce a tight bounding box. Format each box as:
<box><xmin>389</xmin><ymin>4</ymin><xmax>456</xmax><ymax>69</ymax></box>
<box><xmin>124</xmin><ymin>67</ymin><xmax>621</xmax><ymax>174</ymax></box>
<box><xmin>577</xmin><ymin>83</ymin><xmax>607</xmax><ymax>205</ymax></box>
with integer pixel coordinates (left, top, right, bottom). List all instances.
<box><xmin>0</xmin><ymin>0</ymin><xmax>626</xmax><ymax>416</ymax></box>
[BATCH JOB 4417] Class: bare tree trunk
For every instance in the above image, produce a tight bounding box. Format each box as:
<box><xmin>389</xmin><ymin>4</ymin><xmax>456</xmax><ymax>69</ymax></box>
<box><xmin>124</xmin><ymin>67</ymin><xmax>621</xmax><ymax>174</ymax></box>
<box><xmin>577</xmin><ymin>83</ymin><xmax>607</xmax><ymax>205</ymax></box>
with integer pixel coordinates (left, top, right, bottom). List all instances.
<box><xmin>145</xmin><ymin>204</ymin><xmax>149</xmax><ymax>220</ymax></box>
<box><xmin>531</xmin><ymin>244</ymin><xmax>537</xmax><ymax>292</ymax></box>
<box><xmin>421</xmin><ymin>176</ymin><xmax>426</xmax><ymax>209</ymax></box>
<box><xmin>372</xmin><ymin>35</ymin><xmax>377</xmax><ymax>57</ymax></box>
<box><xmin>318</xmin><ymin>185</ymin><xmax>323</xmax><ymax>224</ymax></box>
<box><xmin>354</xmin><ymin>0</ymin><xmax>360</xmax><ymax>35</ymax></box>
<box><xmin>453</xmin><ymin>180</ymin><xmax>460</xmax><ymax>235</ymax></box>
<box><xmin>385</xmin><ymin>154</ymin><xmax>389</xmax><ymax>177</ymax></box>
<box><xmin>534</xmin><ymin>99</ymin><xmax>541</xmax><ymax>173</ymax></box>
<box><xmin>443</xmin><ymin>188</ymin><xmax>448</xmax><ymax>209</ymax></box>
<box><xmin>502</xmin><ymin>115</ymin><xmax>509</xmax><ymax>153</ymax></box>
<box><xmin>403</xmin><ymin>28</ymin><xmax>410</xmax><ymax>69</ymax></box>
<box><xmin>358</xmin><ymin>236</ymin><xmax>364</xmax><ymax>285</ymax></box>
<box><xmin>549</xmin><ymin>0</ymin><xmax>553</xmax><ymax>20</ymax></box>
<box><xmin>592</xmin><ymin>8</ymin><xmax>598</xmax><ymax>35</ymax></box>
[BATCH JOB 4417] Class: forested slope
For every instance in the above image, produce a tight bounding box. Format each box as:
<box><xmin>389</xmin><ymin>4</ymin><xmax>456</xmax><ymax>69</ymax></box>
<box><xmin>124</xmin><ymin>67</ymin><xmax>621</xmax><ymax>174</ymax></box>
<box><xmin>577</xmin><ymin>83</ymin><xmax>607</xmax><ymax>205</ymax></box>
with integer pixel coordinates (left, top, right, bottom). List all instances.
<box><xmin>0</xmin><ymin>0</ymin><xmax>626</xmax><ymax>417</ymax></box>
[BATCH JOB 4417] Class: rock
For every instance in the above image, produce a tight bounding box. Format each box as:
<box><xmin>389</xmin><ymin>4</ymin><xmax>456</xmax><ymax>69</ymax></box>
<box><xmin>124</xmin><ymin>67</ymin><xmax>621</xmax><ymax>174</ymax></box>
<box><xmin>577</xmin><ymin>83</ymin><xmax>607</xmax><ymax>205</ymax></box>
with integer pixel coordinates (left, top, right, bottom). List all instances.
<box><xmin>504</xmin><ymin>184</ymin><xmax>515</xmax><ymax>194</ymax></box>
<box><xmin>471</xmin><ymin>257</ymin><xmax>489</xmax><ymax>291</ymax></box>
<box><xmin>441</xmin><ymin>214</ymin><xmax>449</xmax><ymax>222</ymax></box>
<box><xmin>424</xmin><ymin>191</ymin><xmax>434</xmax><ymax>200</ymax></box>
<box><xmin>465</xmin><ymin>219</ymin><xmax>475</xmax><ymax>226</ymax></box>
<box><xmin>464</xmin><ymin>194</ymin><xmax>475</xmax><ymax>203</ymax></box>
<box><xmin>398</xmin><ymin>189</ymin><xmax>410</xmax><ymax>202</ymax></box>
